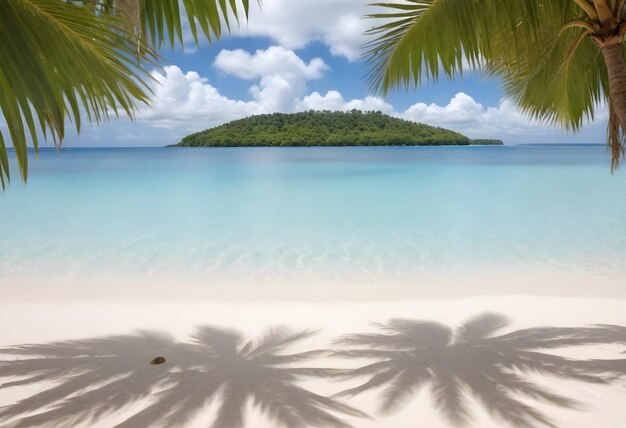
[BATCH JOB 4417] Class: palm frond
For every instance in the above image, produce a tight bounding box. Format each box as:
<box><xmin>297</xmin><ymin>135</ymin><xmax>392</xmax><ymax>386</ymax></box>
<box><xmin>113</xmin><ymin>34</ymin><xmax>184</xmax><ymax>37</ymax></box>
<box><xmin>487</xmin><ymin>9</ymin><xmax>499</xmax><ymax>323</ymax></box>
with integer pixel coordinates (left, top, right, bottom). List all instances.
<box><xmin>0</xmin><ymin>0</ymin><xmax>155</xmax><ymax>186</ymax></box>
<box><xmin>90</xmin><ymin>0</ymin><xmax>258</xmax><ymax>50</ymax></box>
<box><xmin>141</xmin><ymin>0</ymin><xmax>255</xmax><ymax>50</ymax></box>
<box><xmin>363</xmin><ymin>0</ymin><xmax>626</xmax><ymax>167</ymax></box>
<box><xmin>490</xmin><ymin>8</ymin><xmax>607</xmax><ymax>131</ymax></box>
<box><xmin>363</xmin><ymin>0</ymin><xmax>556</xmax><ymax>93</ymax></box>
<box><xmin>1</xmin><ymin>0</ymin><xmax>258</xmax><ymax>187</ymax></box>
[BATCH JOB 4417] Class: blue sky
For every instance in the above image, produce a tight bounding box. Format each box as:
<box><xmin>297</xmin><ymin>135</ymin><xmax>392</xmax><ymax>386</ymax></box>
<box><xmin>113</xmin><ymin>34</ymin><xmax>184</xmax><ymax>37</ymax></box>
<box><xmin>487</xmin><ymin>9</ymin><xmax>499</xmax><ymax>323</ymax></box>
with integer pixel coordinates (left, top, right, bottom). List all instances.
<box><xmin>60</xmin><ymin>0</ymin><xmax>607</xmax><ymax>147</ymax></box>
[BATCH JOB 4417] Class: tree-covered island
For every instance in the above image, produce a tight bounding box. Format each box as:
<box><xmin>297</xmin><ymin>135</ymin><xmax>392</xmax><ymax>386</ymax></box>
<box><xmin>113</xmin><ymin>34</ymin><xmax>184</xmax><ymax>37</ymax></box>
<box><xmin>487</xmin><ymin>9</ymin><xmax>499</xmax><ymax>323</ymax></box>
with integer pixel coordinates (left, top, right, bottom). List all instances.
<box><xmin>171</xmin><ymin>111</ymin><xmax>503</xmax><ymax>147</ymax></box>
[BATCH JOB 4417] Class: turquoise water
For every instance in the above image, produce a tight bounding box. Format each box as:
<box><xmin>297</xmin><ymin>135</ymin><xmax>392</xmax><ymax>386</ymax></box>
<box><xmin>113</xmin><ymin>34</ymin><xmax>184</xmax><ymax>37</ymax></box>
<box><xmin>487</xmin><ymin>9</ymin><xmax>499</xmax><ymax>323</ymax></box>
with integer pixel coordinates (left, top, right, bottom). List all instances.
<box><xmin>1</xmin><ymin>146</ymin><xmax>625</xmax><ymax>295</ymax></box>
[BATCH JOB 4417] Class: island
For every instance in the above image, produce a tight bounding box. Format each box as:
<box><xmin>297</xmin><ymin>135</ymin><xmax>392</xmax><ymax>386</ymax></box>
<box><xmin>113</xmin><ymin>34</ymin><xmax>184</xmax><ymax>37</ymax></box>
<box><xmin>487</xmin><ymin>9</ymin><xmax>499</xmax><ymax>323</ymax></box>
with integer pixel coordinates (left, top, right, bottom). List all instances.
<box><xmin>170</xmin><ymin>110</ymin><xmax>504</xmax><ymax>147</ymax></box>
<box><xmin>470</xmin><ymin>139</ymin><xmax>506</xmax><ymax>145</ymax></box>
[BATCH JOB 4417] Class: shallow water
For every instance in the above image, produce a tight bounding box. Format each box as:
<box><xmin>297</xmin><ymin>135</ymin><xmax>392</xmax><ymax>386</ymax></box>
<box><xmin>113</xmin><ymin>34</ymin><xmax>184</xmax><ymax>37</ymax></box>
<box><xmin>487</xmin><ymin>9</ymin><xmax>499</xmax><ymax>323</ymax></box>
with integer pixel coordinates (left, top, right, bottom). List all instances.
<box><xmin>1</xmin><ymin>145</ymin><xmax>625</xmax><ymax>297</ymax></box>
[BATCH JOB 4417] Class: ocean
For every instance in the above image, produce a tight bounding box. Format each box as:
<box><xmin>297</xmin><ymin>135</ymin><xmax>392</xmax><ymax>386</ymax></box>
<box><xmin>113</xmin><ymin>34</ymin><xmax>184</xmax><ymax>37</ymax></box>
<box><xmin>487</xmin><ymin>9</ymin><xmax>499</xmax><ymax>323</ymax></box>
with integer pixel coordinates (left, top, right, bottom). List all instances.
<box><xmin>2</xmin><ymin>145</ymin><xmax>625</xmax><ymax>300</ymax></box>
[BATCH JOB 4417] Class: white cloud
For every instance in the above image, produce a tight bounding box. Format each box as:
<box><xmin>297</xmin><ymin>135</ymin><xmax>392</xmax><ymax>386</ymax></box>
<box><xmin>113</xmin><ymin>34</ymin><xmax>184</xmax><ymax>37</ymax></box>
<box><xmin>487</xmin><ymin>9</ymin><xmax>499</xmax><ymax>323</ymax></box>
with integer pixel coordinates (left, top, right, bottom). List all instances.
<box><xmin>296</xmin><ymin>91</ymin><xmax>345</xmax><ymax>111</ymax></box>
<box><xmin>214</xmin><ymin>46</ymin><xmax>327</xmax><ymax>112</ymax></box>
<box><xmin>123</xmin><ymin>47</ymin><xmax>605</xmax><ymax>146</ymax></box>
<box><xmin>400</xmin><ymin>92</ymin><xmax>606</xmax><ymax>142</ymax></box>
<box><xmin>403</xmin><ymin>92</ymin><xmax>485</xmax><ymax>125</ymax></box>
<box><xmin>136</xmin><ymin>65</ymin><xmax>257</xmax><ymax>130</ymax></box>
<box><xmin>297</xmin><ymin>91</ymin><xmax>394</xmax><ymax>114</ymax></box>
<box><xmin>136</xmin><ymin>47</ymin><xmax>327</xmax><ymax>129</ymax></box>
<box><xmin>214</xmin><ymin>46</ymin><xmax>327</xmax><ymax>80</ymax></box>
<box><xmin>231</xmin><ymin>1</ymin><xmax>485</xmax><ymax>65</ymax></box>
<box><xmin>234</xmin><ymin>0</ymin><xmax>369</xmax><ymax>61</ymax></box>
<box><xmin>296</xmin><ymin>91</ymin><xmax>581</xmax><ymax>142</ymax></box>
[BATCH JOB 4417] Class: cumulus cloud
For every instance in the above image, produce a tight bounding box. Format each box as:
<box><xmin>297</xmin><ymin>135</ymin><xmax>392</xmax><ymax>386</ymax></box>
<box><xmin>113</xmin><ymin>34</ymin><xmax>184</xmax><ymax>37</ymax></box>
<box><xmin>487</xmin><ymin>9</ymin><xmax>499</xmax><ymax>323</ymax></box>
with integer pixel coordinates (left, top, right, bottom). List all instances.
<box><xmin>136</xmin><ymin>66</ymin><xmax>257</xmax><ymax>130</ymax></box>
<box><xmin>233</xmin><ymin>0</ymin><xmax>369</xmax><ymax>61</ymax></box>
<box><xmin>214</xmin><ymin>46</ymin><xmax>327</xmax><ymax>80</ymax></box>
<box><xmin>214</xmin><ymin>46</ymin><xmax>327</xmax><ymax>111</ymax></box>
<box><xmin>401</xmin><ymin>93</ymin><xmax>534</xmax><ymax>138</ymax></box>
<box><xmin>137</xmin><ymin>47</ymin><xmax>327</xmax><ymax>129</ymax></box>
<box><xmin>296</xmin><ymin>91</ymin><xmax>571</xmax><ymax>141</ymax></box>
<box><xmin>400</xmin><ymin>93</ymin><xmax>606</xmax><ymax>141</ymax></box>
<box><xmin>297</xmin><ymin>91</ymin><xmax>394</xmax><ymax>114</ymax></box>
<box><xmin>128</xmin><ymin>47</ymin><xmax>604</xmax><ymax>145</ymax></box>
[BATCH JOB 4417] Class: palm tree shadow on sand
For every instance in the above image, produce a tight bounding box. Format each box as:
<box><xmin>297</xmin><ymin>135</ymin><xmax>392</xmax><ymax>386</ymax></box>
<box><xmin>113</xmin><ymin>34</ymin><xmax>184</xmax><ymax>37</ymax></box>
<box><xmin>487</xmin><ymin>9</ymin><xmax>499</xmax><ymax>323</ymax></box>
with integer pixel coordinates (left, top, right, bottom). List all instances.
<box><xmin>1</xmin><ymin>315</ymin><xmax>626</xmax><ymax>428</ymax></box>
<box><xmin>333</xmin><ymin>313</ymin><xmax>626</xmax><ymax>428</ymax></box>
<box><xmin>0</xmin><ymin>326</ymin><xmax>366</xmax><ymax>428</ymax></box>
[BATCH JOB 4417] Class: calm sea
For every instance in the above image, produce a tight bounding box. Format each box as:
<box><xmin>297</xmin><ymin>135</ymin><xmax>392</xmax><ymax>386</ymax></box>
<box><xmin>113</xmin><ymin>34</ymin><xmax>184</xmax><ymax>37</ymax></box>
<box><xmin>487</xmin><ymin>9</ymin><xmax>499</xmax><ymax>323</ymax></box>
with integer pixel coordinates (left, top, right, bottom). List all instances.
<box><xmin>1</xmin><ymin>145</ymin><xmax>625</xmax><ymax>299</ymax></box>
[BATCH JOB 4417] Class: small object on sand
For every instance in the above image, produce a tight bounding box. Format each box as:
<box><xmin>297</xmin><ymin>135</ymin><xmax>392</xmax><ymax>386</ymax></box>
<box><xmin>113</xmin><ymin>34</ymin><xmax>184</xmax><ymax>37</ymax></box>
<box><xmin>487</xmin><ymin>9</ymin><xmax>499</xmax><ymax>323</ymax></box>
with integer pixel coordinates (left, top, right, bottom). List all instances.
<box><xmin>150</xmin><ymin>356</ymin><xmax>166</xmax><ymax>365</ymax></box>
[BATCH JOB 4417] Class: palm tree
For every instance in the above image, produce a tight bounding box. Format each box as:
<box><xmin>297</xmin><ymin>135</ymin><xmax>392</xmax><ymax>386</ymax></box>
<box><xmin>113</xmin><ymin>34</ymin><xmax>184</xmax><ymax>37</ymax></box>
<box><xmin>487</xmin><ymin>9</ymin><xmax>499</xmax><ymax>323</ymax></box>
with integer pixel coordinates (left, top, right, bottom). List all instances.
<box><xmin>0</xmin><ymin>326</ymin><xmax>366</xmax><ymax>427</ymax></box>
<box><xmin>365</xmin><ymin>0</ymin><xmax>626</xmax><ymax>170</ymax></box>
<box><xmin>0</xmin><ymin>0</ymin><xmax>255</xmax><ymax>189</ymax></box>
<box><xmin>334</xmin><ymin>313</ymin><xmax>626</xmax><ymax>427</ymax></box>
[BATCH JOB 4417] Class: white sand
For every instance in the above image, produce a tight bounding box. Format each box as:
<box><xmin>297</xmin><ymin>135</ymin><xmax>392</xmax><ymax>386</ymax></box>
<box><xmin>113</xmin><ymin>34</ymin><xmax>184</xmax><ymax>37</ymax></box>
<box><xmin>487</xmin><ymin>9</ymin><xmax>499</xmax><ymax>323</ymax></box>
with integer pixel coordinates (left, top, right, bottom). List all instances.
<box><xmin>1</xmin><ymin>295</ymin><xmax>625</xmax><ymax>427</ymax></box>
<box><xmin>3</xmin><ymin>262</ymin><xmax>626</xmax><ymax>303</ymax></box>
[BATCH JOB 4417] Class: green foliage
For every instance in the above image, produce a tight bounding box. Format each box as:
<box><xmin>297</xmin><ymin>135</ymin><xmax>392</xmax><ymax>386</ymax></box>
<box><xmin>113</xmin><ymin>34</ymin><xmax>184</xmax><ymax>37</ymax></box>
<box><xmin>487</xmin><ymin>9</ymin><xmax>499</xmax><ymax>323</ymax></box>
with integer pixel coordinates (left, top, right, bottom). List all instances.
<box><xmin>0</xmin><ymin>0</ymin><xmax>254</xmax><ymax>188</ymax></box>
<box><xmin>470</xmin><ymin>139</ymin><xmax>504</xmax><ymax>145</ymax></box>
<box><xmin>364</xmin><ymin>0</ymin><xmax>608</xmax><ymax>129</ymax></box>
<box><xmin>364</xmin><ymin>0</ymin><xmax>555</xmax><ymax>93</ymax></box>
<box><xmin>174</xmin><ymin>110</ymin><xmax>472</xmax><ymax>147</ymax></box>
<box><xmin>91</xmin><ymin>0</ymin><xmax>254</xmax><ymax>51</ymax></box>
<box><xmin>0</xmin><ymin>0</ymin><xmax>152</xmax><ymax>188</ymax></box>
<box><xmin>364</xmin><ymin>0</ymin><xmax>626</xmax><ymax>168</ymax></box>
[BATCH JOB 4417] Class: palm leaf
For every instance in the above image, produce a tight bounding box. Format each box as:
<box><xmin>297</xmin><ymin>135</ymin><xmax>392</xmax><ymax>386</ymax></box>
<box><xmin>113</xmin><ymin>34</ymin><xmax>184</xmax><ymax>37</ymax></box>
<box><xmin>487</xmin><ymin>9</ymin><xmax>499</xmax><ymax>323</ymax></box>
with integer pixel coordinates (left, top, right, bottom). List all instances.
<box><xmin>87</xmin><ymin>0</ymin><xmax>258</xmax><ymax>51</ymax></box>
<box><xmin>365</xmin><ymin>0</ymin><xmax>524</xmax><ymax>92</ymax></box>
<box><xmin>0</xmin><ymin>0</ymin><xmax>155</xmax><ymax>186</ymax></box>
<box><xmin>488</xmin><ymin>2</ymin><xmax>607</xmax><ymax>130</ymax></box>
<box><xmin>364</xmin><ymin>0</ymin><xmax>626</xmax><ymax>167</ymax></box>
<box><xmin>141</xmin><ymin>0</ymin><xmax>249</xmax><ymax>50</ymax></box>
<box><xmin>1</xmin><ymin>0</ymin><xmax>257</xmax><ymax>187</ymax></box>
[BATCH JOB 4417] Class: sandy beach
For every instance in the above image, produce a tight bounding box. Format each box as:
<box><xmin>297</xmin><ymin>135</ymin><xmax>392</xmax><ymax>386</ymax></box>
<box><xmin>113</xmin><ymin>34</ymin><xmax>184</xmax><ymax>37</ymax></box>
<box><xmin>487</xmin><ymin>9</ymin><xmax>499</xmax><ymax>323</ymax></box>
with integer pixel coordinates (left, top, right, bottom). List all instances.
<box><xmin>1</xmin><ymin>295</ymin><xmax>625</xmax><ymax>427</ymax></box>
<box><xmin>5</xmin><ymin>0</ymin><xmax>626</xmax><ymax>425</ymax></box>
<box><xmin>2</xmin><ymin>147</ymin><xmax>625</xmax><ymax>427</ymax></box>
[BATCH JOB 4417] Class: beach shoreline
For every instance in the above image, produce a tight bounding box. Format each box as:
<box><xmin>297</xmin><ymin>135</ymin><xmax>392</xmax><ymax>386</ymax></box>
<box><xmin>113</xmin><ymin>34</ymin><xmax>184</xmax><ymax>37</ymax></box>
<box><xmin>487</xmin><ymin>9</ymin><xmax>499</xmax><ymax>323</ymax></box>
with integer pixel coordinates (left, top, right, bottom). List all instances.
<box><xmin>2</xmin><ymin>264</ymin><xmax>625</xmax><ymax>303</ymax></box>
<box><xmin>1</xmin><ymin>295</ymin><xmax>625</xmax><ymax>427</ymax></box>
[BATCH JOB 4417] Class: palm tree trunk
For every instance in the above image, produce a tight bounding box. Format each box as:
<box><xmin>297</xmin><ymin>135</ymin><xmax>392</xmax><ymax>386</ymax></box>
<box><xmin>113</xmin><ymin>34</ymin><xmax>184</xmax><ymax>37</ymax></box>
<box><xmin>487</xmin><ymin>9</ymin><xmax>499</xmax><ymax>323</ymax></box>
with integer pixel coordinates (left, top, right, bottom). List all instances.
<box><xmin>600</xmin><ymin>42</ymin><xmax>626</xmax><ymax>169</ymax></box>
<box><xmin>601</xmin><ymin>43</ymin><xmax>626</xmax><ymax>128</ymax></box>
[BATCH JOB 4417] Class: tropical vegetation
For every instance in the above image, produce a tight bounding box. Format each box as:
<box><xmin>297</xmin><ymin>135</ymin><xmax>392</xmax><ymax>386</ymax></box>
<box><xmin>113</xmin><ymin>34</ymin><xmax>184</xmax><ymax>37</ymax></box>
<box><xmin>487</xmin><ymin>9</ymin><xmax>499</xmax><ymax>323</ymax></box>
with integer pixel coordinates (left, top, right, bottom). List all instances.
<box><xmin>471</xmin><ymin>138</ymin><xmax>506</xmax><ymax>145</ymax></box>
<box><xmin>0</xmin><ymin>0</ymin><xmax>255</xmax><ymax>188</ymax></box>
<box><xmin>365</xmin><ymin>0</ymin><xmax>626</xmax><ymax>170</ymax></box>
<box><xmin>173</xmin><ymin>110</ymin><xmax>491</xmax><ymax>147</ymax></box>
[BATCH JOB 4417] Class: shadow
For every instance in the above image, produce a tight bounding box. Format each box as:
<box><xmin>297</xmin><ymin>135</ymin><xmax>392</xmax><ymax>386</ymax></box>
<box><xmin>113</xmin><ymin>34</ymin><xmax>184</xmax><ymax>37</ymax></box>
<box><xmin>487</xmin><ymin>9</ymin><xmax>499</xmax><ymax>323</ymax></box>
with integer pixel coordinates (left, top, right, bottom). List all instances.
<box><xmin>0</xmin><ymin>327</ymin><xmax>366</xmax><ymax>428</ymax></box>
<box><xmin>2</xmin><ymin>316</ymin><xmax>626</xmax><ymax>428</ymax></box>
<box><xmin>333</xmin><ymin>313</ymin><xmax>626</xmax><ymax>428</ymax></box>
